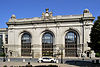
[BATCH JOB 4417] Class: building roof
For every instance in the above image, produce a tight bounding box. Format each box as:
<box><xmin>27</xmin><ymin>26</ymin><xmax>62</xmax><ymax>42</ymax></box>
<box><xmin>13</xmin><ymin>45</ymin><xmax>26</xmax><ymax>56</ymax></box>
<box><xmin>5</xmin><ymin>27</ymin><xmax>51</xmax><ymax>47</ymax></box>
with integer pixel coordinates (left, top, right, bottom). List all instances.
<box><xmin>0</xmin><ymin>28</ymin><xmax>8</xmax><ymax>32</ymax></box>
<box><xmin>7</xmin><ymin>9</ymin><xmax>94</xmax><ymax>25</ymax></box>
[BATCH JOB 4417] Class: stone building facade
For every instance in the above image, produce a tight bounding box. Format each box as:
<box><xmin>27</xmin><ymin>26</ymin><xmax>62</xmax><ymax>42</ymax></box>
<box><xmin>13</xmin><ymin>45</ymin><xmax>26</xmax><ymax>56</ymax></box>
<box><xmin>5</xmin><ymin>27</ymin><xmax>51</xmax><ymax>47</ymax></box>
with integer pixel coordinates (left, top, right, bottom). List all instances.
<box><xmin>0</xmin><ymin>28</ymin><xmax>8</xmax><ymax>55</ymax></box>
<box><xmin>0</xmin><ymin>9</ymin><xmax>95</xmax><ymax>58</ymax></box>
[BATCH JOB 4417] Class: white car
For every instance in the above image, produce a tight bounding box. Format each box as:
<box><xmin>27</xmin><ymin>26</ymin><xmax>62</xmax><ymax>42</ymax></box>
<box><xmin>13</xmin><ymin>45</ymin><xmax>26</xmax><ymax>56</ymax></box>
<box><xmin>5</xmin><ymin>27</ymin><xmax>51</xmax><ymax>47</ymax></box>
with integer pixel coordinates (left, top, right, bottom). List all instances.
<box><xmin>37</xmin><ymin>57</ymin><xmax>58</xmax><ymax>63</ymax></box>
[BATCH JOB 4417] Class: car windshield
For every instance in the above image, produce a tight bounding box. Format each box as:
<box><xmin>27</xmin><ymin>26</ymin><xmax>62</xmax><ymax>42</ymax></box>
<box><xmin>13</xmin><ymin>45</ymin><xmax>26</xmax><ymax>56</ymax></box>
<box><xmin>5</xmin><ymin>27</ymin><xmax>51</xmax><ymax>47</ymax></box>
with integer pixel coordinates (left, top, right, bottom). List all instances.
<box><xmin>43</xmin><ymin>58</ymin><xmax>51</xmax><ymax>59</ymax></box>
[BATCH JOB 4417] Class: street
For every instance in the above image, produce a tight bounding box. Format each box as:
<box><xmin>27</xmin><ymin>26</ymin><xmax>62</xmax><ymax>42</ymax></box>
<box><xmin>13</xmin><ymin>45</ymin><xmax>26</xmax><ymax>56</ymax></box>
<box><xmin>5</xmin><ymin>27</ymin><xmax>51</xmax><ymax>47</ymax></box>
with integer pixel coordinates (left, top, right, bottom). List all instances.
<box><xmin>0</xmin><ymin>57</ymin><xmax>100</xmax><ymax>67</ymax></box>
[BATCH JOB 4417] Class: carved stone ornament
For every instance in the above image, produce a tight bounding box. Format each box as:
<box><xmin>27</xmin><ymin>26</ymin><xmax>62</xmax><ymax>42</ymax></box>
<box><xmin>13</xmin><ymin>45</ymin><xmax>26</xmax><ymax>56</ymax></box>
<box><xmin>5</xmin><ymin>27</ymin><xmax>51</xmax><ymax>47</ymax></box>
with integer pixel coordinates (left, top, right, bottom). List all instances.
<box><xmin>42</xmin><ymin>8</ymin><xmax>52</xmax><ymax>20</ymax></box>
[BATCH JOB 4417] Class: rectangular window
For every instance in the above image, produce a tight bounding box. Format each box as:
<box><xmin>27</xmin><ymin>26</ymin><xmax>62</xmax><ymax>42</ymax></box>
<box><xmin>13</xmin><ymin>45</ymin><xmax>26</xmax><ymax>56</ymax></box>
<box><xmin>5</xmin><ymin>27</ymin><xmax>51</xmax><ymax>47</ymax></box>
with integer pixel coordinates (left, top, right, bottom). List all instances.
<box><xmin>0</xmin><ymin>35</ymin><xmax>3</xmax><ymax>45</ymax></box>
<box><xmin>0</xmin><ymin>35</ymin><xmax>3</xmax><ymax>53</ymax></box>
<box><xmin>5</xmin><ymin>35</ymin><xmax>8</xmax><ymax>44</ymax></box>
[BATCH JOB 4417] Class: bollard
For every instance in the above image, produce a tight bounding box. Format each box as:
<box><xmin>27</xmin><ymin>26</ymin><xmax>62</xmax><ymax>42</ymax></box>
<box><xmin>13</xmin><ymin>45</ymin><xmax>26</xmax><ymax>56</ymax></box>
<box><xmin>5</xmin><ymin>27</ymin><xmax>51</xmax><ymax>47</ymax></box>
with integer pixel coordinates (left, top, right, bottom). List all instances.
<box><xmin>56</xmin><ymin>60</ymin><xmax>58</xmax><ymax>63</ymax></box>
<box><xmin>3</xmin><ymin>57</ymin><xmax>6</xmax><ymax>62</ymax></box>
<box><xmin>8</xmin><ymin>59</ymin><xmax>10</xmax><ymax>62</ymax></box>
<box><xmin>23</xmin><ymin>59</ymin><xmax>25</xmax><ymax>62</ymax></box>
<box><xmin>26</xmin><ymin>62</ymin><xmax>32</xmax><ymax>67</ymax></box>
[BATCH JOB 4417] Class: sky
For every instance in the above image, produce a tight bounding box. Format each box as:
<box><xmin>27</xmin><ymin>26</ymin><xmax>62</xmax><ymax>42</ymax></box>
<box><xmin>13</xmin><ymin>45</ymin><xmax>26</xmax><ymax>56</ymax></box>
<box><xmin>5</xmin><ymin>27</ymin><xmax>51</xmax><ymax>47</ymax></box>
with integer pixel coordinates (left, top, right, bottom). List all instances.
<box><xmin>0</xmin><ymin>0</ymin><xmax>100</xmax><ymax>28</ymax></box>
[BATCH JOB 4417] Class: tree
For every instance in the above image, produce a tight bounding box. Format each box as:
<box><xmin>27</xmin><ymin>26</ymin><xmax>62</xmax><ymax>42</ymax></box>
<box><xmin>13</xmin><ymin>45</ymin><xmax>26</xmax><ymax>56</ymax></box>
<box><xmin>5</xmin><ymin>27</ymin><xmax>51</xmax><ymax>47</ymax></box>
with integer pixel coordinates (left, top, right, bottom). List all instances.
<box><xmin>90</xmin><ymin>16</ymin><xmax>100</xmax><ymax>53</ymax></box>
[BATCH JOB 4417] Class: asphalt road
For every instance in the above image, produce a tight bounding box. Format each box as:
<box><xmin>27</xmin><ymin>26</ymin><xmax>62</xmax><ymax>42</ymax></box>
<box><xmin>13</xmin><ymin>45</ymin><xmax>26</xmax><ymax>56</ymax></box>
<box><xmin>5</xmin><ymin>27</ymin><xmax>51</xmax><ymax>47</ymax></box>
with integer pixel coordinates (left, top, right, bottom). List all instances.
<box><xmin>0</xmin><ymin>57</ymin><xmax>100</xmax><ymax>67</ymax></box>
<box><xmin>0</xmin><ymin>57</ymin><xmax>92</xmax><ymax>63</ymax></box>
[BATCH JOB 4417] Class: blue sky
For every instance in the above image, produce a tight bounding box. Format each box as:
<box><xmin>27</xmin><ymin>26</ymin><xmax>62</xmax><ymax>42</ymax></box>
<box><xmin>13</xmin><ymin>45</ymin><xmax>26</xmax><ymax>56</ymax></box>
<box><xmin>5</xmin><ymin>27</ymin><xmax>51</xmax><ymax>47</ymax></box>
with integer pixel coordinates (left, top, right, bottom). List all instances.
<box><xmin>0</xmin><ymin>0</ymin><xmax>100</xmax><ymax>28</ymax></box>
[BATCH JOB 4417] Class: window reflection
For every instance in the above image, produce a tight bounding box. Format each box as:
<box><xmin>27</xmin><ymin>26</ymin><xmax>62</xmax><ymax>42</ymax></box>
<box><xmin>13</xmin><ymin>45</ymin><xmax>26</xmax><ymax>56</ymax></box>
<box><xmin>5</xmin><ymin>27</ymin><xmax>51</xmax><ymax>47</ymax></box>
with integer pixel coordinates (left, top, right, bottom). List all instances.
<box><xmin>42</xmin><ymin>33</ymin><xmax>53</xmax><ymax>56</ymax></box>
<box><xmin>65</xmin><ymin>31</ymin><xmax>77</xmax><ymax>57</ymax></box>
<box><xmin>42</xmin><ymin>33</ymin><xmax>53</xmax><ymax>44</ymax></box>
<box><xmin>22</xmin><ymin>33</ymin><xmax>31</xmax><ymax>43</ymax></box>
<box><xmin>21</xmin><ymin>33</ymin><xmax>31</xmax><ymax>56</ymax></box>
<box><xmin>65</xmin><ymin>32</ymin><xmax>77</xmax><ymax>44</ymax></box>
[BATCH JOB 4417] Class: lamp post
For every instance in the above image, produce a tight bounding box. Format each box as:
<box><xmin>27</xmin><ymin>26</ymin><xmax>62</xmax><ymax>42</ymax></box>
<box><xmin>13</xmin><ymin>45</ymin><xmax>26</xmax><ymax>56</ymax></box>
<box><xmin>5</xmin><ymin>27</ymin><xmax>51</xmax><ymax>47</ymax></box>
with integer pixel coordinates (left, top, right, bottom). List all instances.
<box><xmin>32</xmin><ymin>50</ymin><xmax>34</xmax><ymax>58</ymax></box>
<box><xmin>77</xmin><ymin>44</ymin><xmax>81</xmax><ymax>57</ymax></box>
<box><xmin>56</xmin><ymin>47</ymin><xmax>64</xmax><ymax>64</ymax></box>
<box><xmin>59</xmin><ymin>45</ymin><xmax>65</xmax><ymax>64</ymax></box>
<box><xmin>89</xmin><ymin>50</ymin><xmax>91</xmax><ymax>59</ymax></box>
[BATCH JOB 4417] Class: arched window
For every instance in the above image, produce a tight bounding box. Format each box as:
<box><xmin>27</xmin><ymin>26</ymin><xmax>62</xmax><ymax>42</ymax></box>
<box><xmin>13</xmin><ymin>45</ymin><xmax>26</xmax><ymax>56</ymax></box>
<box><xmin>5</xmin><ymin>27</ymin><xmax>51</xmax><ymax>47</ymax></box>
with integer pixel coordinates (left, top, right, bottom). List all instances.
<box><xmin>21</xmin><ymin>33</ymin><xmax>31</xmax><ymax>56</ymax></box>
<box><xmin>65</xmin><ymin>32</ymin><xmax>77</xmax><ymax>44</ymax></box>
<box><xmin>42</xmin><ymin>32</ymin><xmax>53</xmax><ymax>56</ymax></box>
<box><xmin>65</xmin><ymin>31</ymin><xmax>77</xmax><ymax>57</ymax></box>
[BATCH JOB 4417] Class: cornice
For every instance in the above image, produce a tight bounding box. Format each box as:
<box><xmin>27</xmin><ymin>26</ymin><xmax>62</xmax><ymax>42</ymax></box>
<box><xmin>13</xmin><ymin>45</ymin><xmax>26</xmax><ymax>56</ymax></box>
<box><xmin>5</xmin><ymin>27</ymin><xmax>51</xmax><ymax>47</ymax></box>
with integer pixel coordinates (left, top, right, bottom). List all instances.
<box><xmin>6</xmin><ymin>18</ymin><xmax>82</xmax><ymax>25</ymax></box>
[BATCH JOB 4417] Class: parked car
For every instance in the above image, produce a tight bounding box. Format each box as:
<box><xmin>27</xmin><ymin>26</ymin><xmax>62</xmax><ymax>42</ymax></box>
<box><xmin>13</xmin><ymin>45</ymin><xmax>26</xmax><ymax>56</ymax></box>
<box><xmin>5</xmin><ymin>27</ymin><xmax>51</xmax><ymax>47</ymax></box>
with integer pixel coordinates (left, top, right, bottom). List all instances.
<box><xmin>37</xmin><ymin>57</ymin><xmax>58</xmax><ymax>63</ymax></box>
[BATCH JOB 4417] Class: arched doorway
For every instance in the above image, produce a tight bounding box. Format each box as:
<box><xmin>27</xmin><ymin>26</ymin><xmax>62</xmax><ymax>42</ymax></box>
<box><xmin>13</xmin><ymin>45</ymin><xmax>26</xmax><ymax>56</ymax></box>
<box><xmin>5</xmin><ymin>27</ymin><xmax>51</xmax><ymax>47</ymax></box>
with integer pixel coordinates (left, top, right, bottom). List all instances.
<box><xmin>65</xmin><ymin>31</ymin><xmax>78</xmax><ymax>57</ymax></box>
<box><xmin>42</xmin><ymin>32</ymin><xmax>53</xmax><ymax>56</ymax></box>
<box><xmin>21</xmin><ymin>32</ymin><xmax>31</xmax><ymax>56</ymax></box>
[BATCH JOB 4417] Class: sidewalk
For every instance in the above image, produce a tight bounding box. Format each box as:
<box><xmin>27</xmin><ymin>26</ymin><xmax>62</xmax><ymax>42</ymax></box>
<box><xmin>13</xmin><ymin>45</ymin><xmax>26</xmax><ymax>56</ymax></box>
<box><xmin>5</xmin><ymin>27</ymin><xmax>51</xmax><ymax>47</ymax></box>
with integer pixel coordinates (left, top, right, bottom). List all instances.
<box><xmin>0</xmin><ymin>62</ymin><xmax>80</xmax><ymax>67</ymax></box>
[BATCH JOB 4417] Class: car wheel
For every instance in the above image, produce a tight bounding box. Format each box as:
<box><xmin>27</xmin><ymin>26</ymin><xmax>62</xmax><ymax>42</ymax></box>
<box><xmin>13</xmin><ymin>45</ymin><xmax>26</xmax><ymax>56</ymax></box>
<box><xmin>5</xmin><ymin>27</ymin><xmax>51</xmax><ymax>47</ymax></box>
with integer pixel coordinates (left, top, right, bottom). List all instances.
<box><xmin>51</xmin><ymin>60</ymin><xmax>54</xmax><ymax>63</ymax></box>
<box><xmin>39</xmin><ymin>60</ymin><xmax>42</xmax><ymax>63</ymax></box>
<box><xmin>41</xmin><ymin>60</ymin><xmax>43</xmax><ymax>63</ymax></box>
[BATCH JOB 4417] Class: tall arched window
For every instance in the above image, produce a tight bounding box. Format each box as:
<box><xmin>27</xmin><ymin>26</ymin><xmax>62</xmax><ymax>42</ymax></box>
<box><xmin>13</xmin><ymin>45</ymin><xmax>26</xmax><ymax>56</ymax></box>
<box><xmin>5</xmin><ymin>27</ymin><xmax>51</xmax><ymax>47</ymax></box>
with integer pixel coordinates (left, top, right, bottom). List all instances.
<box><xmin>65</xmin><ymin>31</ymin><xmax>77</xmax><ymax>57</ymax></box>
<box><xmin>42</xmin><ymin>32</ymin><xmax>53</xmax><ymax>56</ymax></box>
<box><xmin>21</xmin><ymin>33</ymin><xmax>31</xmax><ymax>56</ymax></box>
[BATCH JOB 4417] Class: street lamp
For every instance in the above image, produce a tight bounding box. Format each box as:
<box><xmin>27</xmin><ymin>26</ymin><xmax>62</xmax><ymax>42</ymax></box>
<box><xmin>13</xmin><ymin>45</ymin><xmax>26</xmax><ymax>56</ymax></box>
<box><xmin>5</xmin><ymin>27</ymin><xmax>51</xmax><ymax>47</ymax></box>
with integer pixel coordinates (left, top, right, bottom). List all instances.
<box><xmin>59</xmin><ymin>45</ymin><xmax>65</xmax><ymax>64</ymax></box>
<box><xmin>32</xmin><ymin>50</ymin><xmax>34</xmax><ymax>58</ymax></box>
<box><xmin>56</xmin><ymin>47</ymin><xmax>64</xmax><ymax>64</ymax></box>
<box><xmin>77</xmin><ymin>44</ymin><xmax>81</xmax><ymax>57</ymax></box>
<box><xmin>89</xmin><ymin>50</ymin><xmax>92</xmax><ymax>59</ymax></box>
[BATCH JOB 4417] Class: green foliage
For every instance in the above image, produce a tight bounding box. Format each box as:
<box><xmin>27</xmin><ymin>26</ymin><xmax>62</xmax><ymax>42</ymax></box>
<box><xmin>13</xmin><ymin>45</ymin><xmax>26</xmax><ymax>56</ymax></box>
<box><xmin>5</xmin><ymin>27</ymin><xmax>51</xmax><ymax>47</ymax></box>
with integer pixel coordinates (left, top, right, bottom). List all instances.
<box><xmin>0</xmin><ymin>53</ymin><xmax>5</xmax><ymax>57</ymax></box>
<box><xmin>90</xmin><ymin>16</ymin><xmax>100</xmax><ymax>53</ymax></box>
<box><xmin>95</xmin><ymin>53</ymin><xmax>100</xmax><ymax>57</ymax></box>
<box><xmin>3</xmin><ymin>65</ymin><xmax>7</xmax><ymax>67</ymax></box>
